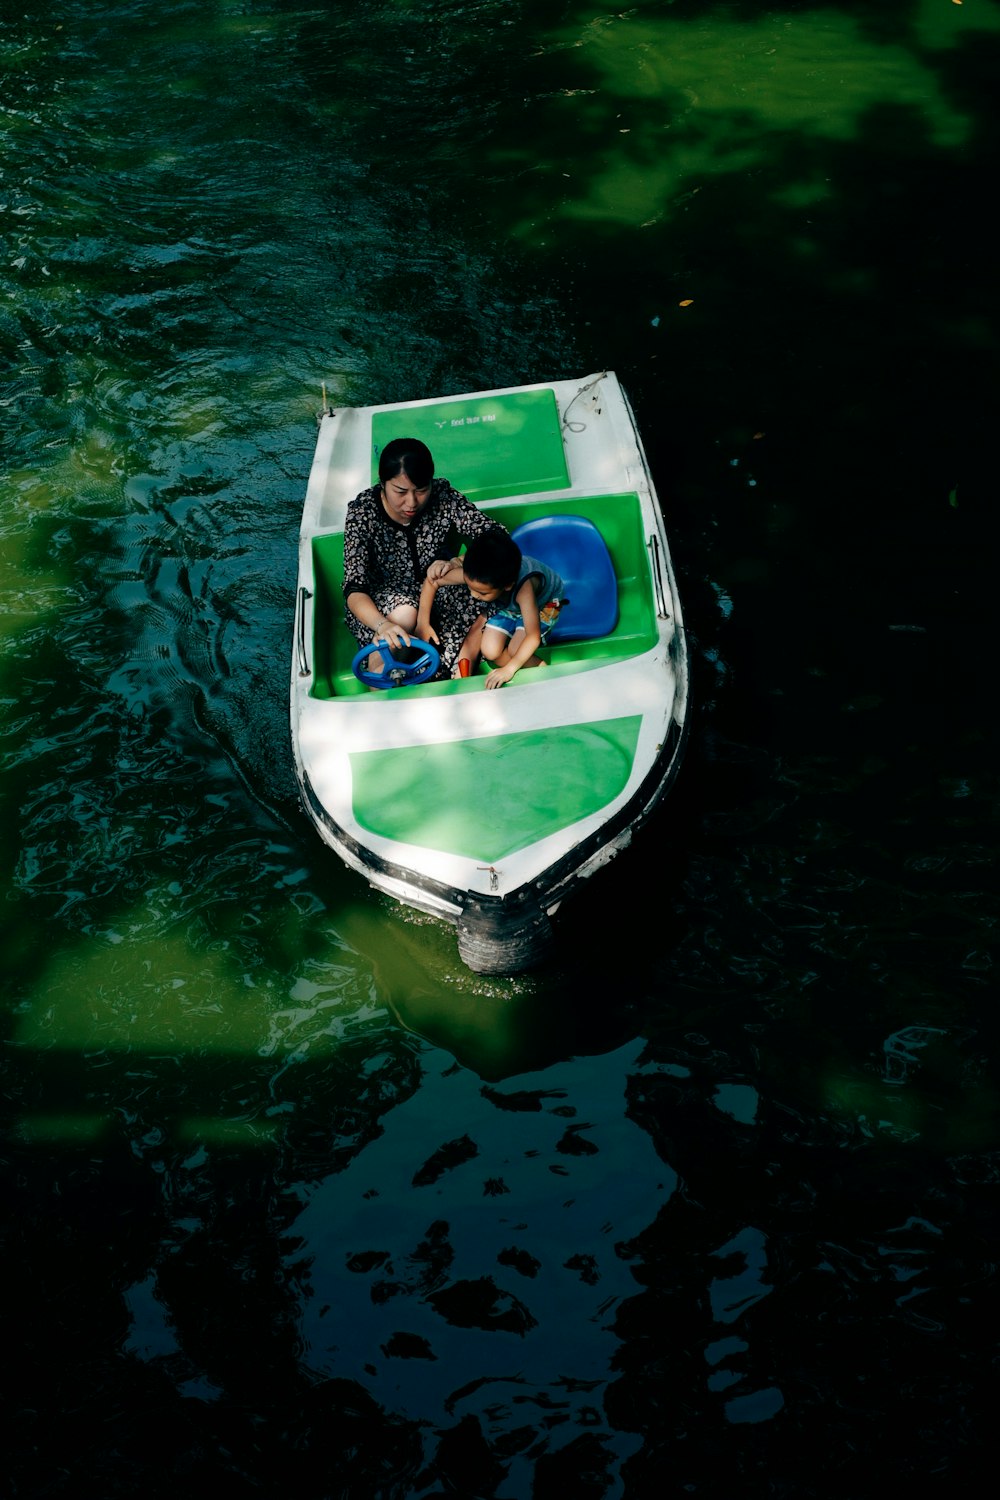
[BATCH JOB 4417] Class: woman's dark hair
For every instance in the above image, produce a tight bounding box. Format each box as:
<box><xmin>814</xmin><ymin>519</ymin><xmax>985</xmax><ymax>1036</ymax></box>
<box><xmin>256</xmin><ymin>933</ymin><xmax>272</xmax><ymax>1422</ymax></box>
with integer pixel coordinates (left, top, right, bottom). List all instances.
<box><xmin>463</xmin><ymin>530</ymin><xmax>521</xmax><ymax>589</ymax></box>
<box><xmin>377</xmin><ymin>437</ymin><xmax>434</xmax><ymax>489</ymax></box>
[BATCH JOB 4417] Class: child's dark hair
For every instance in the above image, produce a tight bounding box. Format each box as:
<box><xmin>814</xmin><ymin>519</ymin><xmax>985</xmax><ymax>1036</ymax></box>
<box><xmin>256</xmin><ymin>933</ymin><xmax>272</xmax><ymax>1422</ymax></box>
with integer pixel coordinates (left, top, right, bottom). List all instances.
<box><xmin>463</xmin><ymin>531</ymin><xmax>521</xmax><ymax>589</ymax></box>
<box><xmin>378</xmin><ymin>437</ymin><xmax>434</xmax><ymax>489</ymax></box>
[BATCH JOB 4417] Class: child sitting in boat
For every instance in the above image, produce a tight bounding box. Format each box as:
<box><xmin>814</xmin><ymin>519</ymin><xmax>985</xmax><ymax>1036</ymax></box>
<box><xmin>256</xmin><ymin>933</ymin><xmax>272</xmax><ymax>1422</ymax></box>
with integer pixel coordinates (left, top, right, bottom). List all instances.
<box><xmin>417</xmin><ymin>530</ymin><xmax>565</xmax><ymax>690</ymax></box>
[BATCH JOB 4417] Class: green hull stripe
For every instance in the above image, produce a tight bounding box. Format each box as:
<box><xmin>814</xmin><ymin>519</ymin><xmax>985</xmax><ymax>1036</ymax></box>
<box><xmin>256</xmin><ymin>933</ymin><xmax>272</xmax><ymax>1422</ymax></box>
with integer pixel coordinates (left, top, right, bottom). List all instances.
<box><xmin>350</xmin><ymin>715</ymin><xmax>643</xmax><ymax>862</ymax></box>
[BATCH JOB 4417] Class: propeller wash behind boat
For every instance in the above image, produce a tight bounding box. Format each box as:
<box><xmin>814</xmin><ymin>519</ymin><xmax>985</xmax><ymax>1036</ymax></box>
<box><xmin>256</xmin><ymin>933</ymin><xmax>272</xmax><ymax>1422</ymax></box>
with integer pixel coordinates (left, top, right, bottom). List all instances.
<box><xmin>290</xmin><ymin>371</ymin><xmax>689</xmax><ymax>974</ymax></box>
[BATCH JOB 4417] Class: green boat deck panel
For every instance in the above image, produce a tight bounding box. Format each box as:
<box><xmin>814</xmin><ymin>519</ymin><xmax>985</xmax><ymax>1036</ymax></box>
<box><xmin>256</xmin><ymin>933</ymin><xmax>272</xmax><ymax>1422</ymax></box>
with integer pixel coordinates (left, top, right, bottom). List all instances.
<box><xmin>350</xmin><ymin>715</ymin><xmax>642</xmax><ymax>862</ymax></box>
<box><xmin>295</xmin><ymin>646</ymin><xmax>677</xmax><ymax>895</ymax></box>
<box><xmin>370</xmin><ymin>387</ymin><xmax>570</xmax><ymax>503</ymax></box>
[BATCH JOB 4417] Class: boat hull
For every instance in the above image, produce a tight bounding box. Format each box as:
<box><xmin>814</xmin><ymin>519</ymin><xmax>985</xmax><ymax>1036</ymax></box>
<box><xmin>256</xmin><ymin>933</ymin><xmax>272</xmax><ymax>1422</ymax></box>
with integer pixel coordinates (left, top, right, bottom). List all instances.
<box><xmin>290</xmin><ymin>371</ymin><xmax>688</xmax><ymax>973</ymax></box>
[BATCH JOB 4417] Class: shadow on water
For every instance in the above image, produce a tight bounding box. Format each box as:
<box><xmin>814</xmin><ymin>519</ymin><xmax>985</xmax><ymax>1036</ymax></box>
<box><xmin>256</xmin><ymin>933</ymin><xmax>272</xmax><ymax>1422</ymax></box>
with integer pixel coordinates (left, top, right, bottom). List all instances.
<box><xmin>342</xmin><ymin>895</ymin><xmax>662</xmax><ymax>1081</ymax></box>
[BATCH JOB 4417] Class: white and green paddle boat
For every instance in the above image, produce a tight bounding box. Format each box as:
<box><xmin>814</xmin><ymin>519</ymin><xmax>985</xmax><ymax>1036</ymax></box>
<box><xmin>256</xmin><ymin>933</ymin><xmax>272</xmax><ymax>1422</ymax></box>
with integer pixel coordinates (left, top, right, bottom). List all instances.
<box><xmin>290</xmin><ymin>371</ymin><xmax>689</xmax><ymax>973</ymax></box>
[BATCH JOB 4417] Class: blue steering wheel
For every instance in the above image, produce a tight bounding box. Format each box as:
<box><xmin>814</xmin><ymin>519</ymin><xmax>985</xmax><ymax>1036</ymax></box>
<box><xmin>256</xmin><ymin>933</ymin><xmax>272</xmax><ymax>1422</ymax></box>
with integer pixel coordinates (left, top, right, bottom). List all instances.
<box><xmin>351</xmin><ymin>636</ymin><xmax>440</xmax><ymax>689</ymax></box>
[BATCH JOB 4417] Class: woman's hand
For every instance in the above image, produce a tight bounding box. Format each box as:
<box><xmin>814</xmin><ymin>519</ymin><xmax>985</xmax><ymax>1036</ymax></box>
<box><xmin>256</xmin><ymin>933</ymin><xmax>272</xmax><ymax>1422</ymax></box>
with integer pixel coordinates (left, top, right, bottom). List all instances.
<box><xmin>376</xmin><ymin>617</ymin><xmax>411</xmax><ymax>650</ymax></box>
<box><xmin>425</xmin><ymin>559</ymin><xmax>451</xmax><ymax>584</ymax></box>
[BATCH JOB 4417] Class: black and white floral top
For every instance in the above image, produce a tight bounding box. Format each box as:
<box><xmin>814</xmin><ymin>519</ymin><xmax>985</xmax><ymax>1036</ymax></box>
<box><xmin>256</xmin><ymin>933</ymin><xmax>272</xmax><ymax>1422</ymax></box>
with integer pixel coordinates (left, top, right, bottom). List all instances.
<box><xmin>342</xmin><ymin>478</ymin><xmax>505</xmax><ymax>671</ymax></box>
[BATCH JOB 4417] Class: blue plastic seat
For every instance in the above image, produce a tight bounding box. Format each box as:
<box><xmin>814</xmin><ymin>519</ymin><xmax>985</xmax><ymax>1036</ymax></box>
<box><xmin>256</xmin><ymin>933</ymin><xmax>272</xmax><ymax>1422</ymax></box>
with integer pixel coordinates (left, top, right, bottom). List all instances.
<box><xmin>511</xmin><ymin>514</ymin><xmax>618</xmax><ymax>642</ymax></box>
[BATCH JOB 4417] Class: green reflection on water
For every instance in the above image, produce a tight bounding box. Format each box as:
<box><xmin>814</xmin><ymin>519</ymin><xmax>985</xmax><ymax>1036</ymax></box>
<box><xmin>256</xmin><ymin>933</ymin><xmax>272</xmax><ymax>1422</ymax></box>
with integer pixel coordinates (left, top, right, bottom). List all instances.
<box><xmin>14</xmin><ymin>929</ymin><xmax>277</xmax><ymax>1052</ymax></box>
<box><xmin>506</xmin><ymin>1</ymin><xmax>996</xmax><ymax>237</ymax></box>
<box><xmin>14</xmin><ymin>1112</ymin><xmax>111</xmax><ymax>1143</ymax></box>
<box><xmin>176</xmin><ymin>1116</ymin><xmax>279</xmax><ymax>1145</ymax></box>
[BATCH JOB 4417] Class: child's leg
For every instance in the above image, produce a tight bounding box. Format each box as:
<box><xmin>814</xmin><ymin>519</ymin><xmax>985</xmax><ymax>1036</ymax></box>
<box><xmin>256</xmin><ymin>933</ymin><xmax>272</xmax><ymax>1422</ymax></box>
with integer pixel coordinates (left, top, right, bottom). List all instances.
<box><xmin>484</xmin><ymin>626</ymin><xmax>544</xmax><ymax>671</ymax></box>
<box><xmin>480</xmin><ymin>625</ymin><xmax>510</xmax><ymax>665</ymax></box>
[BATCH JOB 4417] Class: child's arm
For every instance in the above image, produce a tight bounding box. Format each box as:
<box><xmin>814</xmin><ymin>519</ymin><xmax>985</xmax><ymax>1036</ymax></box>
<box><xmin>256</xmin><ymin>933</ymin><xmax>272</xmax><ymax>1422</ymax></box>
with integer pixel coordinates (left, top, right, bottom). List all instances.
<box><xmin>427</xmin><ymin>557</ymin><xmax>465</xmax><ymax>585</ymax></box>
<box><xmin>416</xmin><ymin>559</ymin><xmax>464</xmax><ymax>643</ymax></box>
<box><xmin>416</xmin><ymin>575</ymin><xmax>439</xmax><ymax>644</ymax></box>
<box><xmin>454</xmin><ymin>613</ymin><xmax>486</xmax><ymax>677</ymax></box>
<box><xmin>484</xmin><ymin>580</ymin><xmax>542</xmax><ymax>689</ymax></box>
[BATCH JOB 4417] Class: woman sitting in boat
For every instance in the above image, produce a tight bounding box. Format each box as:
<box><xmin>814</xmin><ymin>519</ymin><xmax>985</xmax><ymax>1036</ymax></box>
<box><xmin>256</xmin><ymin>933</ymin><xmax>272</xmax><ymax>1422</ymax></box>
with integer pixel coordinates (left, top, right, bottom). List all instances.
<box><xmin>342</xmin><ymin>437</ymin><xmax>506</xmax><ymax>678</ymax></box>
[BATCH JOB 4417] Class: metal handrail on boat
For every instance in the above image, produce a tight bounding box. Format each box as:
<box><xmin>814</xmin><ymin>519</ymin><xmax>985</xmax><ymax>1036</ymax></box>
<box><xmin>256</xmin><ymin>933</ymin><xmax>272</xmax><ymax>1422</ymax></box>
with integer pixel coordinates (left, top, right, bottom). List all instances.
<box><xmin>648</xmin><ymin>533</ymin><xmax>670</xmax><ymax>620</ymax></box>
<box><xmin>297</xmin><ymin>586</ymin><xmax>312</xmax><ymax>676</ymax></box>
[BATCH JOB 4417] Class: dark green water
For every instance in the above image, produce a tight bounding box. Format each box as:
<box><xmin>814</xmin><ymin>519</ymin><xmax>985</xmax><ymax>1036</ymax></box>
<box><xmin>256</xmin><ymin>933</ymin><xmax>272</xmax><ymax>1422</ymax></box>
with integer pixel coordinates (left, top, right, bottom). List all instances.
<box><xmin>3</xmin><ymin>1</ymin><xmax>998</xmax><ymax>1494</ymax></box>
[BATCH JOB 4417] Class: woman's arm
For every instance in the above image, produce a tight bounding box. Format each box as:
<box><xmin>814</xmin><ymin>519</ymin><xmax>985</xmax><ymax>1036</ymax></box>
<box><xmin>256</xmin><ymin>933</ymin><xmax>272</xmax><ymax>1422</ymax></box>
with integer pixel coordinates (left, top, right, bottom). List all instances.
<box><xmin>341</xmin><ymin>498</ymin><xmax>375</xmax><ymax>602</ymax></box>
<box><xmin>342</xmin><ymin>496</ymin><xmax>412</xmax><ymax>647</ymax></box>
<box><xmin>442</xmin><ymin>485</ymin><xmax>508</xmax><ymax>545</ymax></box>
<box><xmin>345</xmin><ymin>590</ymin><xmax>411</xmax><ymax>649</ymax></box>
<box><xmin>454</xmin><ymin>613</ymin><xmax>486</xmax><ymax>677</ymax></box>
